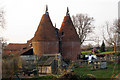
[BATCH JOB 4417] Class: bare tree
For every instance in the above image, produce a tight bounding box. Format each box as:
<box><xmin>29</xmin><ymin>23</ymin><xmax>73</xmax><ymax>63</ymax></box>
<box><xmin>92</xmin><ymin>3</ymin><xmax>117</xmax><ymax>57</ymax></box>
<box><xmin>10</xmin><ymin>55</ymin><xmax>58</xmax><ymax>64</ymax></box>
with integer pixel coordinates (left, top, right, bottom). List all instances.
<box><xmin>2</xmin><ymin>54</ymin><xmax>22</xmax><ymax>79</ymax></box>
<box><xmin>72</xmin><ymin>14</ymin><xmax>94</xmax><ymax>45</ymax></box>
<box><xmin>102</xmin><ymin>22</ymin><xmax>117</xmax><ymax>52</ymax></box>
<box><xmin>0</xmin><ymin>9</ymin><xmax>6</xmax><ymax>46</ymax></box>
<box><xmin>0</xmin><ymin>9</ymin><xmax>6</xmax><ymax>79</ymax></box>
<box><xmin>0</xmin><ymin>9</ymin><xmax>5</xmax><ymax>29</ymax></box>
<box><xmin>114</xmin><ymin>19</ymin><xmax>120</xmax><ymax>34</ymax></box>
<box><xmin>113</xmin><ymin>19</ymin><xmax>120</xmax><ymax>51</ymax></box>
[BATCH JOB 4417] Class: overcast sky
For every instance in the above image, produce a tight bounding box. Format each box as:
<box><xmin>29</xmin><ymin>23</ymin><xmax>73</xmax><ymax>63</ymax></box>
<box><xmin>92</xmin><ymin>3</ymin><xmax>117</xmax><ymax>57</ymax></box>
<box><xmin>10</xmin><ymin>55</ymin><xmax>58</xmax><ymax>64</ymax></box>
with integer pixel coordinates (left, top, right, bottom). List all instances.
<box><xmin>0</xmin><ymin>0</ymin><xmax>119</xmax><ymax>45</ymax></box>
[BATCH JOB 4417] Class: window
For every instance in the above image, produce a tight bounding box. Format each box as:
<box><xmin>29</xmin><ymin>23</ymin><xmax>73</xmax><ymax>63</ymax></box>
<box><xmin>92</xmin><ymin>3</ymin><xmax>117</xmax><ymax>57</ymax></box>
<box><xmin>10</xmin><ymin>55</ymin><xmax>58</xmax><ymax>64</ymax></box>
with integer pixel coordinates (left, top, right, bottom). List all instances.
<box><xmin>29</xmin><ymin>42</ymin><xmax>32</xmax><ymax>46</ymax></box>
<box><xmin>62</xmin><ymin>32</ymin><xmax>64</xmax><ymax>36</ymax></box>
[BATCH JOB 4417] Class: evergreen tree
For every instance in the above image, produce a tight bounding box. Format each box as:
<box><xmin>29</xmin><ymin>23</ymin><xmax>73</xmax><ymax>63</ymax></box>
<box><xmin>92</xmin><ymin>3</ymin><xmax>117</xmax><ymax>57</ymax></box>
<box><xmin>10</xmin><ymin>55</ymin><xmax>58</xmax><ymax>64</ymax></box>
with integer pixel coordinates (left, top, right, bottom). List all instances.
<box><xmin>100</xmin><ymin>41</ymin><xmax>105</xmax><ymax>52</ymax></box>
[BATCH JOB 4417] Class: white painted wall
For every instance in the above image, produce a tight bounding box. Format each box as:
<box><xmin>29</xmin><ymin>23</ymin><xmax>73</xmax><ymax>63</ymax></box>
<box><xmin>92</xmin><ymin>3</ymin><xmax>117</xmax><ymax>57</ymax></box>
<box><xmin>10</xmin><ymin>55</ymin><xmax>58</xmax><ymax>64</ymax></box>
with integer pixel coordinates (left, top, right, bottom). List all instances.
<box><xmin>0</xmin><ymin>41</ymin><xmax>2</xmax><ymax>79</ymax></box>
<box><xmin>118</xmin><ymin>1</ymin><xmax>120</xmax><ymax>19</ymax></box>
<box><xmin>20</xmin><ymin>55</ymin><xmax>35</xmax><ymax>61</ymax></box>
<box><xmin>118</xmin><ymin>1</ymin><xmax>120</xmax><ymax>47</ymax></box>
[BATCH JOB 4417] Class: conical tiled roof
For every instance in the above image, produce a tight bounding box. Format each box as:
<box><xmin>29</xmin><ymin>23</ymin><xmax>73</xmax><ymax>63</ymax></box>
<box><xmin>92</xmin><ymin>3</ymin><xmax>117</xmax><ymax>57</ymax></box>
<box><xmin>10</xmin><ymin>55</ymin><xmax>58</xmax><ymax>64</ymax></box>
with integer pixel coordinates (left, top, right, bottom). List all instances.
<box><xmin>33</xmin><ymin>13</ymin><xmax>58</xmax><ymax>42</ymax></box>
<box><xmin>59</xmin><ymin>15</ymin><xmax>80</xmax><ymax>42</ymax></box>
<box><xmin>32</xmin><ymin>6</ymin><xmax>59</xmax><ymax>57</ymax></box>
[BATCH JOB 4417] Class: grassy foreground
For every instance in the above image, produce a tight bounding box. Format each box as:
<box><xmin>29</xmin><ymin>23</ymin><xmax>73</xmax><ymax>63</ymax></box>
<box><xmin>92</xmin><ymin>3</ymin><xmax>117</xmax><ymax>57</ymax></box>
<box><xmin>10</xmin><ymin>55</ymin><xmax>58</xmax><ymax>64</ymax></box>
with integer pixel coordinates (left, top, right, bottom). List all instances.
<box><xmin>73</xmin><ymin>63</ymin><xmax>120</xmax><ymax>79</ymax></box>
<box><xmin>81</xmin><ymin>50</ymin><xmax>120</xmax><ymax>55</ymax></box>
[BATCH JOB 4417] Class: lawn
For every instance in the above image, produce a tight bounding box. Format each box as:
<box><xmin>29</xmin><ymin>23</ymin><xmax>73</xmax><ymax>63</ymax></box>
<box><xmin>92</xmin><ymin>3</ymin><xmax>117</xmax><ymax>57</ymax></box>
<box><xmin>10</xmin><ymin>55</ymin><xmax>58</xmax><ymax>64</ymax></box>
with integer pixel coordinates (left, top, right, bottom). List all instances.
<box><xmin>73</xmin><ymin>63</ymin><xmax>120</xmax><ymax>79</ymax></box>
<box><xmin>81</xmin><ymin>50</ymin><xmax>92</xmax><ymax>55</ymax></box>
<box><xmin>99</xmin><ymin>51</ymin><xmax>120</xmax><ymax>54</ymax></box>
<box><xmin>2</xmin><ymin>63</ymin><xmax>120</xmax><ymax>80</ymax></box>
<box><xmin>81</xmin><ymin>50</ymin><xmax>119</xmax><ymax>55</ymax></box>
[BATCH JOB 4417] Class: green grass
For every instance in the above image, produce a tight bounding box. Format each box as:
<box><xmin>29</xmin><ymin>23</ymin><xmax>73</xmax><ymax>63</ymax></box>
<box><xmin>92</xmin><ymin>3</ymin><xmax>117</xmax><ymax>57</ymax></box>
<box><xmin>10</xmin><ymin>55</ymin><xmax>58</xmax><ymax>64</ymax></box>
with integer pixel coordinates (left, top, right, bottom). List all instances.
<box><xmin>98</xmin><ymin>51</ymin><xmax>120</xmax><ymax>55</ymax></box>
<box><xmin>81</xmin><ymin>50</ymin><xmax>92</xmax><ymax>55</ymax></box>
<box><xmin>81</xmin><ymin>50</ymin><xmax>119</xmax><ymax>55</ymax></box>
<box><xmin>73</xmin><ymin>63</ymin><xmax>120</xmax><ymax>78</ymax></box>
<box><xmin>98</xmin><ymin>51</ymin><xmax>115</xmax><ymax>54</ymax></box>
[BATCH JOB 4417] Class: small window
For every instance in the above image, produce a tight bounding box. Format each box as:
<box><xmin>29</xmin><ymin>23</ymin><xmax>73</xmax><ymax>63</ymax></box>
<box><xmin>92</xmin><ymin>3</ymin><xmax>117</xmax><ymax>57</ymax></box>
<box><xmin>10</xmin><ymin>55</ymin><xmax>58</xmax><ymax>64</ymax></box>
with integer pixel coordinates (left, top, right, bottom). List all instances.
<box><xmin>29</xmin><ymin>42</ymin><xmax>32</xmax><ymax>46</ymax></box>
<box><xmin>62</xmin><ymin>32</ymin><xmax>64</xmax><ymax>36</ymax></box>
<box><xmin>55</xmin><ymin>29</ymin><xmax>58</xmax><ymax>36</ymax></box>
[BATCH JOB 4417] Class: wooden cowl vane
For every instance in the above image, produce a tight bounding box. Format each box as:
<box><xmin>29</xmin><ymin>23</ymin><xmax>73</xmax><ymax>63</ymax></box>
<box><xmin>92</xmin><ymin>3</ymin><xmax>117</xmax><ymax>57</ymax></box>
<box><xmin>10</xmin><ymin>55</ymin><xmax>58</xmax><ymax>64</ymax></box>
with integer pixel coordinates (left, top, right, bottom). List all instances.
<box><xmin>32</xmin><ymin>6</ymin><xmax>59</xmax><ymax>57</ymax></box>
<box><xmin>59</xmin><ymin>7</ymin><xmax>80</xmax><ymax>61</ymax></box>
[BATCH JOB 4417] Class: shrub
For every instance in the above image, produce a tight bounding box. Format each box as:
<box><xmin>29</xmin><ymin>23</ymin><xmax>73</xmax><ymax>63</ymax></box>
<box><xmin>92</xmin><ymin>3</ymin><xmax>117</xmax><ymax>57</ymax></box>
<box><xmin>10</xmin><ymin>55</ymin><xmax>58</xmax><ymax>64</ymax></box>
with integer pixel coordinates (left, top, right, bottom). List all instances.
<box><xmin>59</xmin><ymin>72</ymin><xmax>96</xmax><ymax>80</ymax></box>
<box><xmin>100</xmin><ymin>41</ymin><xmax>105</xmax><ymax>52</ymax></box>
<box><xmin>63</xmin><ymin>58</ymin><xmax>70</xmax><ymax>65</ymax></box>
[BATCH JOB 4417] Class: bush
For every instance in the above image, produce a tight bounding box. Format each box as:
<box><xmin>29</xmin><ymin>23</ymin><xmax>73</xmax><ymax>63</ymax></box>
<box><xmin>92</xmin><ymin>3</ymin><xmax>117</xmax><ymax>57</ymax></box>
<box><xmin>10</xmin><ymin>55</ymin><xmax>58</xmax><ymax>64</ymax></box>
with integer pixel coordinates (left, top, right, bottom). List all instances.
<box><xmin>59</xmin><ymin>72</ymin><xmax>81</xmax><ymax>80</ymax></box>
<box><xmin>63</xmin><ymin>58</ymin><xmax>70</xmax><ymax>65</ymax></box>
<box><xmin>59</xmin><ymin>72</ymin><xmax>96</xmax><ymax>80</ymax></box>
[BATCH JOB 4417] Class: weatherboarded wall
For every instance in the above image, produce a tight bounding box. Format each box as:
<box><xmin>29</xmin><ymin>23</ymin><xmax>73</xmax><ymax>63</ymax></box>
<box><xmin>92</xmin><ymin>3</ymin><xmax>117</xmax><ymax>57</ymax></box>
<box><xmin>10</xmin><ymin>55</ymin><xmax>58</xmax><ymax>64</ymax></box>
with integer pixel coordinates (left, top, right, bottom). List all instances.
<box><xmin>61</xmin><ymin>42</ymin><xmax>80</xmax><ymax>61</ymax></box>
<box><xmin>32</xmin><ymin>41</ymin><xmax>59</xmax><ymax>57</ymax></box>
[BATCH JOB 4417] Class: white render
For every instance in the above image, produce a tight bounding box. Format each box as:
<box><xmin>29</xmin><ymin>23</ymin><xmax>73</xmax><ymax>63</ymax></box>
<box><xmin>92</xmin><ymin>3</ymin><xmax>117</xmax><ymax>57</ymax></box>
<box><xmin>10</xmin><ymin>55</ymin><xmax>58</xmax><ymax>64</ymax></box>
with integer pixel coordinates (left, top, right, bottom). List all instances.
<box><xmin>118</xmin><ymin>1</ymin><xmax>120</xmax><ymax>19</ymax></box>
<box><xmin>20</xmin><ymin>55</ymin><xmax>36</xmax><ymax>61</ymax></box>
<box><xmin>118</xmin><ymin>1</ymin><xmax>120</xmax><ymax>46</ymax></box>
<box><xmin>0</xmin><ymin>41</ymin><xmax>2</xmax><ymax>79</ymax></box>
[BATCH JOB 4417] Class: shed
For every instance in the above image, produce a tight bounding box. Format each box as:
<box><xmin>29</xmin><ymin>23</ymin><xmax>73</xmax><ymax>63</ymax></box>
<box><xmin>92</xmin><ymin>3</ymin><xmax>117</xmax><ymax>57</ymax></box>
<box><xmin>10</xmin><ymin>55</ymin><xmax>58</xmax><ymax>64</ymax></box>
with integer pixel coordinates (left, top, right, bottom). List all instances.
<box><xmin>38</xmin><ymin>55</ymin><xmax>58</xmax><ymax>74</ymax></box>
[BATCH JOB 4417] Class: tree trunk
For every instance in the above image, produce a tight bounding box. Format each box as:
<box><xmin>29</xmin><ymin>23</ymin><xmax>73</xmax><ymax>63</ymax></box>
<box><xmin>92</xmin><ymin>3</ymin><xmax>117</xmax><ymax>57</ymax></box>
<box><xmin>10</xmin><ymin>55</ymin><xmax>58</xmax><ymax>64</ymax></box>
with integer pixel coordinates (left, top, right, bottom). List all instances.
<box><xmin>114</xmin><ymin>44</ymin><xmax>115</xmax><ymax>52</ymax></box>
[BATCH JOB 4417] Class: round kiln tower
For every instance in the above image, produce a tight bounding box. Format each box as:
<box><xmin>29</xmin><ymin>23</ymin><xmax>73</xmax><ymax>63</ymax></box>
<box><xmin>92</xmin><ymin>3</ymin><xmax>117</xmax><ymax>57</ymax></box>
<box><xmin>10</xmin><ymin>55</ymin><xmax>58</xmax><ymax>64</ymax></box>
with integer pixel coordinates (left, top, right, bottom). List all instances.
<box><xmin>59</xmin><ymin>7</ymin><xmax>80</xmax><ymax>61</ymax></box>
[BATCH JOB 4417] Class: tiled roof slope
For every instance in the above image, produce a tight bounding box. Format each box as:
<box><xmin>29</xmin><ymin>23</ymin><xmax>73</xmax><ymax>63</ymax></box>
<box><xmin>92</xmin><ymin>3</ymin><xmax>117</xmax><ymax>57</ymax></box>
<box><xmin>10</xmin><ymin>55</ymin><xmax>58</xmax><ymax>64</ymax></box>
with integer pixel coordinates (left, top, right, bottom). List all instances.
<box><xmin>59</xmin><ymin>15</ymin><xmax>80</xmax><ymax>42</ymax></box>
<box><xmin>38</xmin><ymin>56</ymin><xmax>55</xmax><ymax>66</ymax></box>
<box><xmin>33</xmin><ymin>13</ymin><xmax>58</xmax><ymax>42</ymax></box>
<box><xmin>4</xmin><ymin>43</ymin><xmax>26</xmax><ymax>50</ymax></box>
<box><xmin>3</xmin><ymin>43</ymin><xmax>26</xmax><ymax>55</ymax></box>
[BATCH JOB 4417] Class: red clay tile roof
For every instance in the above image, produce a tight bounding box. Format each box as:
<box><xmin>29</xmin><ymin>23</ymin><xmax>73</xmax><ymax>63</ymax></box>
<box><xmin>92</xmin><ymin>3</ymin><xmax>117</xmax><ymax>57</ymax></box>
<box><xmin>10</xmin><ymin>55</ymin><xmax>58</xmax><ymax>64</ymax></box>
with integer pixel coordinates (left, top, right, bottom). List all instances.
<box><xmin>4</xmin><ymin>43</ymin><xmax>26</xmax><ymax>50</ymax></box>
<box><xmin>25</xmin><ymin>38</ymin><xmax>33</xmax><ymax>48</ymax></box>
<box><xmin>33</xmin><ymin>14</ymin><xmax>58</xmax><ymax>42</ymax></box>
<box><xmin>20</xmin><ymin>47</ymin><xmax>33</xmax><ymax>55</ymax></box>
<box><xmin>59</xmin><ymin>16</ymin><xmax>80</xmax><ymax>42</ymax></box>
